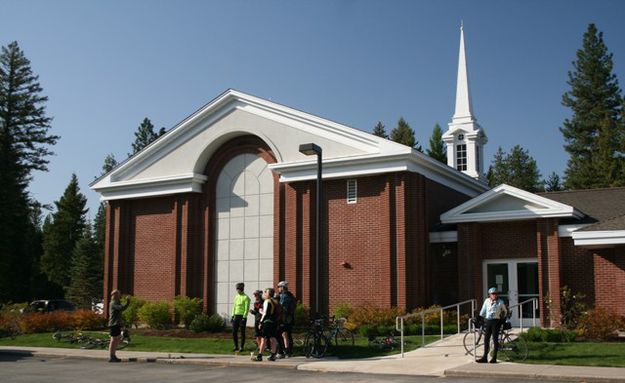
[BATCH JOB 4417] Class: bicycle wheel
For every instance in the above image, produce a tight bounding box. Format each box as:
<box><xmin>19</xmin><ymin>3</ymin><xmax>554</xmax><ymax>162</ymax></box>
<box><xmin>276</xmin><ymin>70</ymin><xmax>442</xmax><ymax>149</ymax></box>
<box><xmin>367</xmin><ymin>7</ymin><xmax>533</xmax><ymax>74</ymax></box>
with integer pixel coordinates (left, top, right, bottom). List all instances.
<box><xmin>332</xmin><ymin>328</ymin><xmax>354</xmax><ymax>347</ymax></box>
<box><xmin>463</xmin><ymin>331</ymin><xmax>484</xmax><ymax>357</ymax></box>
<box><xmin>304</xmin><ymin>333</ymin><xmax>328</xmax><ymax>358</ymax></box>
<box><xmin>117</xmin><ymin>339</ymin><xmax>129</xmax><ymax>350</ymax></box>
<box><xmin>499</xmin><ymin>333</ymin><xmax>528</xmax><ymax>362</ymax></box>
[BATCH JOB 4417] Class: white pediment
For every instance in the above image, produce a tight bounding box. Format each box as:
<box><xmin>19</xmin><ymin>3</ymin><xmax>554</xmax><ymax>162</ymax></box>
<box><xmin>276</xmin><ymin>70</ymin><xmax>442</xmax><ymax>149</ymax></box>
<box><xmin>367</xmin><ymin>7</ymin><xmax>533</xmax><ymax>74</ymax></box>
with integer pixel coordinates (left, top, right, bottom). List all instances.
<box><xmin>441</xmin><ymin>184</ymin><xmax>582</xmax><ymax>223</ymax></box>
<box><xmin>91</xmin><ymin>89</ymin><xmax>489</xmax><ymax>201</ymax></box>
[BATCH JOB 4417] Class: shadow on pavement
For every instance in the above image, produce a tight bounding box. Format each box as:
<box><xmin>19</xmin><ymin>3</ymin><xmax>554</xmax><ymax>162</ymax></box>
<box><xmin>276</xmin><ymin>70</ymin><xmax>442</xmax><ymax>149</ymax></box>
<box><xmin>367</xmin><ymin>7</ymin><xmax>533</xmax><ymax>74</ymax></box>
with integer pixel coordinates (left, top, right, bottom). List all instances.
<box><xmin>0</xmin><ymin>350</ymin><xmax>35</xmax><ymax>362</ymax></box>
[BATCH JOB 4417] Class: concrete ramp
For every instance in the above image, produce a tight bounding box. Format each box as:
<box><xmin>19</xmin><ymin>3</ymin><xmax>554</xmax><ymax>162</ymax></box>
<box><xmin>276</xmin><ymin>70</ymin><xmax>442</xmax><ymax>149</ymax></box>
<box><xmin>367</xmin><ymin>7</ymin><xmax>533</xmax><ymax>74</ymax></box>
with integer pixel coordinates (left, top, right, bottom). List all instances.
<box><xmin>298</xmin><ymin>333</ymin><xmax>475</xmax><ymax>377</ymax></box>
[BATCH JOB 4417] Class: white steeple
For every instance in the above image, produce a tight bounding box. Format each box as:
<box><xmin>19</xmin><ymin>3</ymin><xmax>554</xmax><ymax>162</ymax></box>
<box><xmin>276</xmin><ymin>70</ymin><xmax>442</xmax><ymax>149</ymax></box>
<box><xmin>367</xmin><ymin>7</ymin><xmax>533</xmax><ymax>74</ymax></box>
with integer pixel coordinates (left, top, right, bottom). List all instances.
<box><xmin>453</xmin><ymin>21</ymin><xmax>474</xmax><ymax>123</ymax></box>
<box><xmin>443</xmin><ymin>22</ymin><xmax>487</xmax><ymax>182</ymax></box>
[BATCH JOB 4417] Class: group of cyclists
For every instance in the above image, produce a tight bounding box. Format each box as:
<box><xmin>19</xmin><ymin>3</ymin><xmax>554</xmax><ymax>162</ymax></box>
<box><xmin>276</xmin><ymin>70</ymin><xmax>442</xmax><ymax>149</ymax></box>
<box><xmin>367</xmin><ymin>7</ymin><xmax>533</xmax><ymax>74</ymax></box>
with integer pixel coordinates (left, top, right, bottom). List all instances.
<box><xmin>231</xmin><ymin>281</ymin><xmax>296</xmax><ymax>362</ymax></box>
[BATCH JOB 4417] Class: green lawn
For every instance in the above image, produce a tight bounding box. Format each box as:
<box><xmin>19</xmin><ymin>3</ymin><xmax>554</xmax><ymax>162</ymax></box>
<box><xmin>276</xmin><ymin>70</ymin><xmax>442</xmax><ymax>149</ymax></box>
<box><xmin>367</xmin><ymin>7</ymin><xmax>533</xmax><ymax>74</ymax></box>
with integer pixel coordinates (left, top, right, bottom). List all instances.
<box><xmin>525</xmin><ymin>342</ymin><xmax>625</xmax><ymax>368</ymax></box>
<box><xmin>0</xmin><ymin>331</ymin><xmax>439</xmax><ymax>359</ymax></box>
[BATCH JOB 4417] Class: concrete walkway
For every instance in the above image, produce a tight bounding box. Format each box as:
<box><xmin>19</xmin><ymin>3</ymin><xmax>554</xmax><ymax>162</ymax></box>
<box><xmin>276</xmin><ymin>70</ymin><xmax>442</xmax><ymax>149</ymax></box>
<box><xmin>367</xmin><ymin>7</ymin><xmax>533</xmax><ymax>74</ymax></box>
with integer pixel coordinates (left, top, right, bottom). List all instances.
<box><xmin>2</xmin><ymin>334</ymin><xmax>625</xmax><ymax>382</ymax></box>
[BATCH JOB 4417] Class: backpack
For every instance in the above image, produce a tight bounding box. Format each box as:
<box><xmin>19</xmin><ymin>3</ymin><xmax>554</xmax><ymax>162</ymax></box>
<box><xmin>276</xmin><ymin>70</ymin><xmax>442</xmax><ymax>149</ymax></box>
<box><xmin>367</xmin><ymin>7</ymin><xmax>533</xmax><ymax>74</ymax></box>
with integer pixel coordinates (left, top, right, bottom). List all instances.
<box><xmin>272</xmin><ymin>298</ymin><xmax>283</xmax><ymax>324</ymax></box>
<box><xmin>264</xmin><ymin>298</ymin><xmax>281</xmax><ymax>324</ymax></box>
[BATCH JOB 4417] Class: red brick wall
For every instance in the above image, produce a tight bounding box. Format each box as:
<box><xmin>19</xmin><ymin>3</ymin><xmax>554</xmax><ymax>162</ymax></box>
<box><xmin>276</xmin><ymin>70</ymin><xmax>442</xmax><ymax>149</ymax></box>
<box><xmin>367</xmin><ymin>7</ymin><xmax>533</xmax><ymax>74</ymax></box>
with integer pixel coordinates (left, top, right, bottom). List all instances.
<box><xmin>430</xmin><ymin>243</ymin><xmax>459</xmax><ymax>305</ymax></box>
<box><xmin>593</xmin><ymin>246</ymin><xmax>625</xmax><ymax>316</ymax></box>
<box><xmin>130</xmin><ymin>197</ymin><xmax>177</xmax><ymax>302</ymax></box>
<box><xmin>481</xmin><ymin>221</ymin><xmax>537</xmax><ymax>260</ymax></box>
<box><xmin>560</xmin><ymin>238</ymin><xmax>595</xmax><ymax>303</ymax></box>
<box><xmin>325</xmin><ymin>174</ymin><xmax>392</xmax><ymax>311</ymax></box>
<box><xmin>424</xmin><ymin>179</ymin><xmax>471</xmax><ymax>227</ymax></box>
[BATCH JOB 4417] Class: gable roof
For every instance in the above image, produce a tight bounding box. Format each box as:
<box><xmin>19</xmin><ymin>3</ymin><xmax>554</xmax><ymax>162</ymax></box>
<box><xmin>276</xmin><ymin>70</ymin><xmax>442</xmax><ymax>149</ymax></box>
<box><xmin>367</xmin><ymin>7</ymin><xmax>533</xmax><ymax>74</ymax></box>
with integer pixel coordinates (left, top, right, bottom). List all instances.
<box><xmin>538</xmin><ymin>187</ymin><xmax>625</xmax><ymax>224</ymax></box>
<box><xmin>91</xmin><ymin>89</ymin><xmax>488</xmax><ymax>201</ymax></box>
<box><xmin>440</xmin><ymin>184</ymin><xmax>582</xmax><ymax>224</ymax></box>
<box><xmin>539</xmin><ymin>188</ymin><xmax>625</xmax><ymax>246</ymax></box>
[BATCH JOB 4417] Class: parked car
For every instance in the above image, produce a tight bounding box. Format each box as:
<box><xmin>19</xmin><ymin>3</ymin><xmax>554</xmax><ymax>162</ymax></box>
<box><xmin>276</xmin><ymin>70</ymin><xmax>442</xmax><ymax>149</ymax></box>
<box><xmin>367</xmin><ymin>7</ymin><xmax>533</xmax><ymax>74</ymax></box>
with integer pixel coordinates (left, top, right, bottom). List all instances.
<box><xmin>24</xmin><ymin>299</ymin><xmax>76</xmax><ymax>313</ymax></box>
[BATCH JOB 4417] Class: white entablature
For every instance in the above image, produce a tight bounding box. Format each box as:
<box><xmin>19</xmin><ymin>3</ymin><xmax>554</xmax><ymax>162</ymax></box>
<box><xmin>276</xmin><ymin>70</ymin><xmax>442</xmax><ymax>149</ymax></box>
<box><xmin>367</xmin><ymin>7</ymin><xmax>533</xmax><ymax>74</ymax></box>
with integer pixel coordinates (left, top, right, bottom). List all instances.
<box><xmin>442</xmin><ymin>23</ymin><xmax>488</xmax><ymax>182</ymax></box>
<box><xmin>90</xmin><ymin>89</ymin><xmax>488</xmax><ymax>201</ymax></box>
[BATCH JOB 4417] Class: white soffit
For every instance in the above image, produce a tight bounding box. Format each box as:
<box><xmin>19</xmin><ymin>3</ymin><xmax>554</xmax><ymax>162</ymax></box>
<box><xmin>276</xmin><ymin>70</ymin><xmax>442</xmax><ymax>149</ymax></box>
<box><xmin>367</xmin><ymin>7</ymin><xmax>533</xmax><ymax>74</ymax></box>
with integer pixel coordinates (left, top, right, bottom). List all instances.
<box><xmin>440</xmin><ymin>184</ymin><xmax>582</xmax><ymax>224</ymax></box>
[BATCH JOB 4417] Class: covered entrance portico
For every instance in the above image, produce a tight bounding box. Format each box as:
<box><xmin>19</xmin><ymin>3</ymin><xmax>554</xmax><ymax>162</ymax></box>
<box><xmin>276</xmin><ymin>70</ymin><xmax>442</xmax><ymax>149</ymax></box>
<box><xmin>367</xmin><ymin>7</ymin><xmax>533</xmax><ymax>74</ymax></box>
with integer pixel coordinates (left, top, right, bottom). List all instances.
<box><xmin>440</xmin><ymin>184</ymin><xmax>583</xmax><ymax>327</ymax></box>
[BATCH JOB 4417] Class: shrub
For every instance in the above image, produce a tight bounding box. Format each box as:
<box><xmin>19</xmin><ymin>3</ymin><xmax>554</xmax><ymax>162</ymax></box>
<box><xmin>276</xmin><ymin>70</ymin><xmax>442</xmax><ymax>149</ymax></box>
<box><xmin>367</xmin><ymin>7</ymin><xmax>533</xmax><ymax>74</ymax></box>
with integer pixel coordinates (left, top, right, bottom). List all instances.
<box><xmin>0</xmin><ymin>302</ymin><xmax>28</xmax><ymax>314</ymax></box>
<box><xmin>0</xmin><ymin>313</ymin><xmax>21</xmax><ymax>338</ymax></box>
<box><xmin>346</xmin><ymin>304</ymin><xmax>405</xmax><ymax>330</ymax></box>
<box><xmin>521</xmin><ymin>327</ymin><xmax>576</xmax><ymax>342</ymax></box>
<box><xmin>122</xmin><ymin>295</ymin><xmax>146</xmax><ymax>328</ymax></box>
<box><xmin>138</xmin><ymin>301</ymin><xmax>172</xmax><ymax>329</ymax></box>
<box><xmin>73</xmin><ymin>310</ymin><xmax>106</xmax><ymax>330</ymax></box>
<box><xmin>20</xmin><ymin>311</ymin><xmax>75</xmax><ymax>333</ymax></box>
<box><xmin>560</xmin><ymin>286</ymin><xmax>587</xmax><ymax>329</ymax></box>
<box><xmin>294</xmin><ymin>302</ymin><xmax>310</xmax><ymax>328</ymax></box>
<box><xmin>174</xmin><ymin>296</ymin><xmax>203</xmax><ymax>328</ymax></box>
<box><xmin>189</xmin><ymin>313</ymin><xmax>225</xmax><ymax>333</ymax></box>
<box><xmin>332</xmin><ymin>303</ymin><xmax>353</xmax><ymax>320</ymax></box>
<box><xmin>578</xmin><ymin>308</ymin><xmax>625</xmax><ymax>340</ymax></box>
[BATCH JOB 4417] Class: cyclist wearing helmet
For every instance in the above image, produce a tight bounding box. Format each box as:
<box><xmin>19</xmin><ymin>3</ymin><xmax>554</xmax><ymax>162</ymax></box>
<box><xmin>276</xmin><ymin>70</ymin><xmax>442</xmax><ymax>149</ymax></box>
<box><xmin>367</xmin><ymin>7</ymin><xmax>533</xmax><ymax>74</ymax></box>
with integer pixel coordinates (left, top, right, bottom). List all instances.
<box><xmin>477</xmin><ymin>287</ymin><xmax>508</xmax><ymax>363</ymax></box>
<box><xmin>277</xmin><ymin>281</ymin><xmax>295</xmax><ymax>358</ymax></box>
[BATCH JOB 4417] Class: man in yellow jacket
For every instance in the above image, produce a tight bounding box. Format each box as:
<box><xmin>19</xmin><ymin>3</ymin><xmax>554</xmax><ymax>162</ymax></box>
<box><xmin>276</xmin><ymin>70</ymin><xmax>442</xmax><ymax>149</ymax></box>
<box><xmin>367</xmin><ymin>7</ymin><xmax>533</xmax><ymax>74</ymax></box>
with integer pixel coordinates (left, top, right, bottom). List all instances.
<box><xmin>231</xmin><ymin>282</ymin><xmax>251</xmax><ymax>352</ymax></box>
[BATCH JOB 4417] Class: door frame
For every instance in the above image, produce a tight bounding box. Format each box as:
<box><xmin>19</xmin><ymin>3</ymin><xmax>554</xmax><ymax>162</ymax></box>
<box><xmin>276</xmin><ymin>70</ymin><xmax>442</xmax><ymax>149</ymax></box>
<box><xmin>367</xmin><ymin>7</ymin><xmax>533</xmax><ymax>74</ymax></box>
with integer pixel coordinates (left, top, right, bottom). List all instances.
<box><xmin>482</xmin><ymin>258</ymin><xmax>540</xmax><ymax>327</ymax></box>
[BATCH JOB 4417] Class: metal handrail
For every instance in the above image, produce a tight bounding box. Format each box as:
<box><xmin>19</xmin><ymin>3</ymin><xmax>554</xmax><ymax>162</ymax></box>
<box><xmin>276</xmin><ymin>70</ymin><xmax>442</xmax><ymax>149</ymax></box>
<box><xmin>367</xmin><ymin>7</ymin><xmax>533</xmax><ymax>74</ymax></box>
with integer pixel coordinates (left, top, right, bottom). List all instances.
<box><xmin>507</xmin><ymin>297</ymin><xmax>539</xmax><ymax>332</ymax></box>
<box><xmin>395</xmin><ymin>299</ymin><xmax>476</xmax><ymax>358</ymax></box>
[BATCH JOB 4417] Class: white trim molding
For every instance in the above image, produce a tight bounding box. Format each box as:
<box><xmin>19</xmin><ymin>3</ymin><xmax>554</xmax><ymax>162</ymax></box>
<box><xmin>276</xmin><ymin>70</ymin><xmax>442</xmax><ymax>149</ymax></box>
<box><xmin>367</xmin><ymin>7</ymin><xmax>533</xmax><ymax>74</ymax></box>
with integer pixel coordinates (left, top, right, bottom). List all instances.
<box><xmin>572</xmin><ymin>230</ymin><xmax>625</xmax><ymax>246</ymax></box>
<box><xmin>429</xmin><ymin>231</ymin><xmax>458</xmax><ymax>243</ymax></box>
<box><xmin>270</xmin><ymin>151</ymin><xmax>489</xmax><ymax>197</ymax></box>
<box><xmin>94</xmin><ymin>173</ymin><xmax>207</xmax><ymax>201</ymax></box>
<box><xmin>558</xmin><ymin>224</ymin><xmax>591</xmax><ymax>238</ymax></box>
<box><xmin>440</xmin><ymin>184</ymin><xmax>583</xmax><ymax>224</ymax></box>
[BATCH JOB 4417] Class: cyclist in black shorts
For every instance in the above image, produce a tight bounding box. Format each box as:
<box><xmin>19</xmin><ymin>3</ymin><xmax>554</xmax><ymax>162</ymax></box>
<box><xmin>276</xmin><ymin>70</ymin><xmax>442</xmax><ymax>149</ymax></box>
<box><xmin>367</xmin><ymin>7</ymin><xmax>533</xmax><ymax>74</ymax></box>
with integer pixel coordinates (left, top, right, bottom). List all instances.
<box><xmin>254</xmin><ymin>288</ymin><xmax>278</xmax><ymax>361</ymax></box>
<box><xmin>277</xmin><ymin>281</ymin><xmax>295</xmax><ymax>358</ymax></box>
<box><xmin>108</xmin><ymin>289</ymin><xmax>130</xmax><ymax>363</ymax></box>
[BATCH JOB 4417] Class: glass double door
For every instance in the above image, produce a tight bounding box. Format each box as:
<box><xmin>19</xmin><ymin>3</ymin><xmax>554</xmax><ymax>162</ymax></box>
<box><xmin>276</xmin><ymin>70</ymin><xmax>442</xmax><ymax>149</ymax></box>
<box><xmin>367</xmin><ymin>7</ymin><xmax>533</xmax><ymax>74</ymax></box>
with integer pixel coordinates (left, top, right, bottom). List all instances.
<box><xmin>483</xmin><ymin>260</ymin><xmax>539</xmax><ymax>327</ymax></box>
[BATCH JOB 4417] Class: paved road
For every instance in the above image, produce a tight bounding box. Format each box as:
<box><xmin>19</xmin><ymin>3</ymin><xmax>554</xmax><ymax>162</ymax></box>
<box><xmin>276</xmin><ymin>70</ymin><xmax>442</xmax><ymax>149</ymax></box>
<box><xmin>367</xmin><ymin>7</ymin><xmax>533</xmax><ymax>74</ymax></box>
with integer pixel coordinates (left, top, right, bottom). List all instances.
<box><xmin>0</xmin><ymin>354</ymin><xmax>541</xmax><ymax>383</ymax></box>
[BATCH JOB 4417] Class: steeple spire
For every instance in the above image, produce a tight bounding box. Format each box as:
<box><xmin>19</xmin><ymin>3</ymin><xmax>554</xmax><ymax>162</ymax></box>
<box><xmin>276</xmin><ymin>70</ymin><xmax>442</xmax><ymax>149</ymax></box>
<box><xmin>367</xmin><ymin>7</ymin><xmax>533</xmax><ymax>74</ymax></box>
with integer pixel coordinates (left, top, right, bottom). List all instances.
<box><xmin>442</xmin><ymin>23</ymin><xmax>487</xmax><ymax>182</ymax></box>
<box><xmin>453</xmin><ymin>22</ymin><xmax>474</xmax><ymax>123</ymax></box>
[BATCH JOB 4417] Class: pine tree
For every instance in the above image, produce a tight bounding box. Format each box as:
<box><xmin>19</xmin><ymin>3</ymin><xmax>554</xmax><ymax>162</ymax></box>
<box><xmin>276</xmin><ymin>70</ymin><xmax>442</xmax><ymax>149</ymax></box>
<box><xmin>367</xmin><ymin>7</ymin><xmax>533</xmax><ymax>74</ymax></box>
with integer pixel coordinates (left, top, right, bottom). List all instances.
<box><xmin>0</xmin><ymin>41</ymin><xmax>58</xmax><ymax>302</ymax></box>
<box><xmin>487</xmin><ymin>145</ymin><xmax>542</xmax><ymax>192</ymax></box>
<box><xmin>41</xmin><ymin>174</ymin><xmax>88</xmax><ymax>290</ymax></box>
<box><xmin>560</xmin><ymin>24</ymin><xmax>624</xmax><ymax>189</ymax></box>
<box><xmin>372</xmin><ymin>121</ymin><xmax>388</xmax><ymax>139</ymax></box>
<box><xmin>390</xmin><ymin>117</ymin><xmax>422</xmax><ymax>151</ymax></box>
<box><xmin>130</xmin><ymin>118</ymin><xmax>164</xmax><ymax>155</ymax></box>
<box><xmin>426</xmin><ymin>123</ymin><xmax>446</xmax><ymax>163</ymax></box>
<box><xmin>543</xmin><ymin>172</ymin><xmax>563</xmax><ymax>192</ymax></box>
<box><xmin>66</xmin><ymin>223</ymin><xmax>101</xmax><ymax>309</ymax></box>
<box><xmin>93</xmin><ymin>154</ymin><xmax>118</xmax><ymax>277</ymax></box>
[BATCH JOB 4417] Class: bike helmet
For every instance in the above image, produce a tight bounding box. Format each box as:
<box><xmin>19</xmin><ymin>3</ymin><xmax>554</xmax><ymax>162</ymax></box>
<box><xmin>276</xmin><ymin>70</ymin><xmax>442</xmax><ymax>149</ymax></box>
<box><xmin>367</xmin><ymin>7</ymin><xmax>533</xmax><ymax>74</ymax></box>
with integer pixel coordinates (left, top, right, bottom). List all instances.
<box><xmin>488</xmin><ymin>287</ymin><xmax>497</xmax><ymax>294</ymax></box>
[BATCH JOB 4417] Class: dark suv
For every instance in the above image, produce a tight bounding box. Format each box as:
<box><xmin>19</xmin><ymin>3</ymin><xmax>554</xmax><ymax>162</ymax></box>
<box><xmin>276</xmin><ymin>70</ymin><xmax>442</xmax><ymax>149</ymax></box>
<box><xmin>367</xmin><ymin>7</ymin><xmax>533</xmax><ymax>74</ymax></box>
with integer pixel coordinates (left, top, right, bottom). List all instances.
<box><xmin>26</xmin><ymin>299</ymin><xmax>76</xmax><ymax>313</ymax></box>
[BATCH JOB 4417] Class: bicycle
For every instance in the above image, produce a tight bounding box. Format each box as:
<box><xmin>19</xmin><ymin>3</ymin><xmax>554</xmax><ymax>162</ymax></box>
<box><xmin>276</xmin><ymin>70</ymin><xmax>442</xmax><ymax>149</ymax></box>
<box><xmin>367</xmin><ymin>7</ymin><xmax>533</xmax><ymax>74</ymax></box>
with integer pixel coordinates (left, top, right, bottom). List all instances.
<box><xmin>81</xmin><ymin>328</ymin><xmax>131</xmax><ymax>350</ymax></box>
<box><xmin>463</xmin><ymin>316</ymin><xmax>528</xmax><ymax>362</ymax></box>
<box><xmin>303</xmin><ymin>316</ymin><xmax>329</xmax><ymax>358</ymax></box>
<box><xmin>323</xmin><ymin>316</ymin><xmax>355</xmax><ymax>347</ymax></box>
<box><xmin>52</xmin><ymin>331</ymin><xmax>90</xmax><ymax>344</ymax></box>
<box><xmin>367</xmin><ymin>332</ymin><xmax>399</xmax><ymax>351</ymax></box>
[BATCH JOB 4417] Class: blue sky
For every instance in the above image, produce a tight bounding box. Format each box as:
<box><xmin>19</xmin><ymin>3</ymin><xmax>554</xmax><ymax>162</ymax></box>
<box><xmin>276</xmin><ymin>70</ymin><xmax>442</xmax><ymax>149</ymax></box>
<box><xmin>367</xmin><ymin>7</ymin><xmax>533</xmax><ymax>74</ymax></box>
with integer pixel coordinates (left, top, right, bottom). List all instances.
<box><xmin>2</xmin><ymin>0</ymin><xmax>625</xmax><ymax>217</ymax></box>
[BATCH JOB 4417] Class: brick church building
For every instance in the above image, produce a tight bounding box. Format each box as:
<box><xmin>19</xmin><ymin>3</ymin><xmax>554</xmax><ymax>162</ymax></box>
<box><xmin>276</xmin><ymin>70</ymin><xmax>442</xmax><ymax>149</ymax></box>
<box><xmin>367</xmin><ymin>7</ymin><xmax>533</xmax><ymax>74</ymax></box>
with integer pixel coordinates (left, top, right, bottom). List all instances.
<box><xmin>91</xmin><ymin>27</ymin><xmax>625</xmax><ymax>327</ymax></box>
